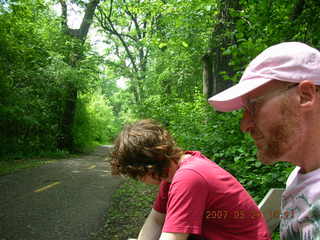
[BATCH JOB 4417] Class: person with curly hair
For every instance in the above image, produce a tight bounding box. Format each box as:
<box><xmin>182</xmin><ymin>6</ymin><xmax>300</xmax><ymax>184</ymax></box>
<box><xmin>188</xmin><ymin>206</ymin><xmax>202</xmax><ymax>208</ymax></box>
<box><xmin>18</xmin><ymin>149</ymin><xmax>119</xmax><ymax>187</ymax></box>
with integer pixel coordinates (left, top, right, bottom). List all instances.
<box><xmin>111</xmin><ymin>119</ymin><xmax>270</xmax><ymax>240</ymax></box>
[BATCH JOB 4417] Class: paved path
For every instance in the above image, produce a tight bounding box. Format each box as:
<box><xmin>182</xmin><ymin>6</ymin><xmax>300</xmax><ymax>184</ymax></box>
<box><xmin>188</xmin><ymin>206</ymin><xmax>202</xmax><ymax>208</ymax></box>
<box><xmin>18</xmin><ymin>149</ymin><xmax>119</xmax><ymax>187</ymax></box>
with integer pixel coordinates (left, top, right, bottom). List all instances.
<box><xmin>0</xmin><ymin>145</ymin><xmax>123</xmax><ymax>240</ymax></box>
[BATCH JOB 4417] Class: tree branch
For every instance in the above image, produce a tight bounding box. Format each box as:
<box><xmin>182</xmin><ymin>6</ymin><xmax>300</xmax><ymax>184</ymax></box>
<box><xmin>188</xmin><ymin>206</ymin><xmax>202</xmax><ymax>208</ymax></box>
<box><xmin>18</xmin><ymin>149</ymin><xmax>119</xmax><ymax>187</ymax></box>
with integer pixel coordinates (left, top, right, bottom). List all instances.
<box><xmin>123</xmin><ymin>0</ymin><xmax>142</xmax><ymax>39</ymax></box>
<box><xmin>79</xmin><ymin>0</ymin><xmax>100</xmax><ymax>41</ymax></box>
<box><xmin>96</xmin><ymin>7</ymin><xmax>137</xmax><ymax>42</ymax></box>
<box><xmin>59</xmin><ymin>0</ymin><xmax>68</xmax><ymax>29</ymax></box>
<box><xmin>108</xmin><ymin>0</ymin><xmax>113</xmax><ymax>18</ymax></box>
<box><xmin>96</xmin><ymin>5</ymin><xmax>139</xmax><ymax>73</ymax></box>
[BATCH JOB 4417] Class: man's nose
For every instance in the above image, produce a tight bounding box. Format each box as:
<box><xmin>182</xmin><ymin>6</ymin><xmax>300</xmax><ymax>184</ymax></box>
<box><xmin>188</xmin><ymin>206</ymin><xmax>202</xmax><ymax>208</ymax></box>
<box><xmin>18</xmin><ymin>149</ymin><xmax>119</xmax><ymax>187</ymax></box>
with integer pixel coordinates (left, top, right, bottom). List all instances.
<box><xmin>240</xmin><ymin>110</ymin><xmax>255</xmax><ymax>133</ymax></box>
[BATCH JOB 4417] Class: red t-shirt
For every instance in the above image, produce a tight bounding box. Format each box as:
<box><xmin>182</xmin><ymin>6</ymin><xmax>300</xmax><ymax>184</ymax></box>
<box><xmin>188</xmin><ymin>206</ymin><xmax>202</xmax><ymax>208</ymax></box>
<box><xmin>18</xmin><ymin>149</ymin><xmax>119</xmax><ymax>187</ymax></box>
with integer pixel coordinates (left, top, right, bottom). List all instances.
<box><xmin>153</xmin><ymin>151</ymin><xmax>271</xmax><ymax>240</ymax></box>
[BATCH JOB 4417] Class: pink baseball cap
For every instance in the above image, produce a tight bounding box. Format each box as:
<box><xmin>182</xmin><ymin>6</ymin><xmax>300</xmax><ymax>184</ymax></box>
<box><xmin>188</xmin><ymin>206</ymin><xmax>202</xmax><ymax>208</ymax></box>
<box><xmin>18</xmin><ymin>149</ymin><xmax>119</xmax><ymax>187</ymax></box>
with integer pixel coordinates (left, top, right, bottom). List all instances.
<box><xmin>208</xmin><ymin>42</ymin><xmax>320</xmax><ymax>112</ymax></box>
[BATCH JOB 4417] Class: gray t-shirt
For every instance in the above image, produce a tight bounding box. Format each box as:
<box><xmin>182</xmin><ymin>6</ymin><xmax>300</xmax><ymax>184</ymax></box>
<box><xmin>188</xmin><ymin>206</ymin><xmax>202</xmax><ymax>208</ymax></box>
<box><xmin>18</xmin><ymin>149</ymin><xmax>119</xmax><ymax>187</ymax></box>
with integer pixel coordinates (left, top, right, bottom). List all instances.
<box><xmin>280</xmin><ymin>167</ymin><xmax>320</xmax><ymax>240</ymax></box>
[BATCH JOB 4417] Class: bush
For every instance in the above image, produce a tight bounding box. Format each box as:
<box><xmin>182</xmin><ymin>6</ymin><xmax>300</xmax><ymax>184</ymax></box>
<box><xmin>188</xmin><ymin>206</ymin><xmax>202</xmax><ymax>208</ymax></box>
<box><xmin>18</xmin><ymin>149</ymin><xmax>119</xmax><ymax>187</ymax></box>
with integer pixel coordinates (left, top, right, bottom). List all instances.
<box><xmin>73</xmin><ymin>92</ymin><xmax>119</xmax><ymax>151</ymax></box>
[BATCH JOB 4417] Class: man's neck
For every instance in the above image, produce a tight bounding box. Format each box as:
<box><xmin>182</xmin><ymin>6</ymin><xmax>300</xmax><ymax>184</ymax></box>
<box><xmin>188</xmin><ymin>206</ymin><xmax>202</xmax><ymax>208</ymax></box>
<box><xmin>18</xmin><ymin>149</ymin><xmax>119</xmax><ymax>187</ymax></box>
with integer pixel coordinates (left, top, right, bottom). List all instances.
<box><xmin>296</xmin><ymin>133</ymin><xmax>320</xmax><ymax>173</ymax></box>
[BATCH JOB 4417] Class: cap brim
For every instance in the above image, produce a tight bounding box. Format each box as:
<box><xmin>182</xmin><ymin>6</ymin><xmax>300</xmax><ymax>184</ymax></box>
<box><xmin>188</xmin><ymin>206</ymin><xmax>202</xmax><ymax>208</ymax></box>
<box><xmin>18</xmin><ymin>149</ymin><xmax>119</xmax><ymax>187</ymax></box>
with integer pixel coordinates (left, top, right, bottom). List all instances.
<box><xmin>208</xmin><ymin>78</ymin><xmax>272</xmax><ymax>112</ymax></box>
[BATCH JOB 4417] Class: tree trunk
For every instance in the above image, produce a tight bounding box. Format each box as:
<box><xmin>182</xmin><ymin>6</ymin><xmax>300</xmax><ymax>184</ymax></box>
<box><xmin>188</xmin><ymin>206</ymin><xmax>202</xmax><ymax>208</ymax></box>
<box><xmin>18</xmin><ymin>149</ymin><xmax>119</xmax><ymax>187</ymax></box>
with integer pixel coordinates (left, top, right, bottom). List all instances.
<box><xmin>203</xmin><ymin>0</ymin><xmax>240</xmax><ymax>99</ymax></box>
<box><xmin>202</xmin><ymin>53</ymin><xmax>214</xmax><ymax>99</ymax></box>
<box><xmin>57</xmin><ymin>0</ymin><xmax>100</xmax><ymax>152</ymax></box>
<box><xmin>58</xmin><ymin>82</ymin><xmax>77</xmax><ymax>150</ymax></box>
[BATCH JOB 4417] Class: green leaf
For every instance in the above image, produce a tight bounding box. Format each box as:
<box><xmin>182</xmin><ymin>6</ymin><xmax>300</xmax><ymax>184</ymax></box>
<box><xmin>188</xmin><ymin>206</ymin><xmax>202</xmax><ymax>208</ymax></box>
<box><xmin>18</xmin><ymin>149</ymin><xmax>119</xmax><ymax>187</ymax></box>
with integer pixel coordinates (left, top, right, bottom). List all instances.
<box><xmin>182</xmin><ymin>41</ymin><xmax>189</xmax><ymax>48</ymax></box>
<box><xmin>255</xmin><ymin>162</ymin><xmax>262</xmax><ymax>168</ymax></box>
<box><xmin>159</xmin><ymin>42</ymin><xmax>167</xmax><ymax>49</ymax></box>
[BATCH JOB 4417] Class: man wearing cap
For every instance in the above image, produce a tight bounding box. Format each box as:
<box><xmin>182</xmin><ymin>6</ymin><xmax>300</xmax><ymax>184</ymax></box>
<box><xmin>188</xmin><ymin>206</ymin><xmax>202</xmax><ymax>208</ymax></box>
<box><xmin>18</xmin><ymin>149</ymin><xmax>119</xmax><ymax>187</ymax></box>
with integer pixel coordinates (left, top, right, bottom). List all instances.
<box><xmin>208</xmin><ymin>42</ymin><xmax>320</xmax><ymax>240</ymax></box>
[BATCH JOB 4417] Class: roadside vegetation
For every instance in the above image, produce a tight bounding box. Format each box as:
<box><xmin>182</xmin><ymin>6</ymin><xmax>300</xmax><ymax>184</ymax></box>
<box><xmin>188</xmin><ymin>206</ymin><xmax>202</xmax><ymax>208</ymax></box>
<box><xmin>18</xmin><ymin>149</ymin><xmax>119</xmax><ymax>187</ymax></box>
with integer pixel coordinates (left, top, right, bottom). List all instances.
<box><xmin>92</xmin><ymin>179</ymin><xmax>158</xmax><ymax>240</ymax></box>
<box><xmin>0</xmin><ymin>158</ymin><xmax>57</xmax><ymax>176</ymax></box>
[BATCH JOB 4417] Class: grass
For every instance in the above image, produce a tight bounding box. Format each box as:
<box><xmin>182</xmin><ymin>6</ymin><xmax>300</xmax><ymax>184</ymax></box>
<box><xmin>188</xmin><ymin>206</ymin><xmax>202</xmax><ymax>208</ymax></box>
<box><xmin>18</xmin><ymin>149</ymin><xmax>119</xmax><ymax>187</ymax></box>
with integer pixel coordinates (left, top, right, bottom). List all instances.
<box><xmin>0</xmin><ymin>143</ymin><xmax>102</xmax><ymax>176</ymax></box>
<box><xmin>0</xmin><ymin>158</ymin><xmax>58</xmax><ymax>176</ymax></box>
<box><xmin>0</xmin><ymin>149</ymin><xmax>76</xmax><ymax>176</ymax></box>
<box><xmin>92</xmin><ymin>178</ymin><xmax>158</xmax><ymax>240</ymax></box>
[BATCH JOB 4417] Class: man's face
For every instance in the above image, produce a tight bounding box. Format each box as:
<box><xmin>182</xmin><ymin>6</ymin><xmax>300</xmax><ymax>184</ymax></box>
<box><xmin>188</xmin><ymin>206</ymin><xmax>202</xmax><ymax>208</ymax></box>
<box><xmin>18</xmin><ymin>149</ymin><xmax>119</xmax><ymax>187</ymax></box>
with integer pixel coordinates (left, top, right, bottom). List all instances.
<box><xmin>240</xmin><ymin>81</ymin><xmax>302</xmax><ymax>164</ymax></box>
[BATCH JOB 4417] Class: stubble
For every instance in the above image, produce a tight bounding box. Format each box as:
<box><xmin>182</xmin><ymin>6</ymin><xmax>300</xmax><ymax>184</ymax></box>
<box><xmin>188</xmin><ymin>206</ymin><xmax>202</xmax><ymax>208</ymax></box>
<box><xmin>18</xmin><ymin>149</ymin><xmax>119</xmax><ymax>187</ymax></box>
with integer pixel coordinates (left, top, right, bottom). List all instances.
<box><xmin>257</xmin><ymin>98</ymin><xmax>301</xmax><ymax>164</ymax></box>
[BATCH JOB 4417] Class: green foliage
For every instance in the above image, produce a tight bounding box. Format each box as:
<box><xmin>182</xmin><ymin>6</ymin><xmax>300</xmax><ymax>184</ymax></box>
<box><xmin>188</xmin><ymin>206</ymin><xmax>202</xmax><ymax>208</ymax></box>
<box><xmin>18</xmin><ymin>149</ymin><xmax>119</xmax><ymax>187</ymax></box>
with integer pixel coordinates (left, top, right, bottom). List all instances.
<box><xmin>0</xmin><ymin>0</ymin><xmax>65</xmax><ymax>158</ymax></box>
<box><xmin>223</xmin><ymin>0</ymin><xmax>320</xmax><ymax>83</ymax></box>
<box><xmin>0</xmin><ymin>0</ymin><xmax>111</xmax><ymax>159</ymax></box>
<box><xmin>93</xmin><ymin>179</ymin><xmax>157</xmax><ymax>240</ymax></box>
<box><xmin>73</xmin><ymin>92</ymin><xmax>119</xmax><ymax>151</ymax></box>
<box><xmin>0</xmin><ymin>158</ymin><xmax>57</xmax><ymax>176</ymax></box>
<box><xmin>145</xmin><ymin>0</ymin><xmax>212</xmax><ymax>99</ymax></box>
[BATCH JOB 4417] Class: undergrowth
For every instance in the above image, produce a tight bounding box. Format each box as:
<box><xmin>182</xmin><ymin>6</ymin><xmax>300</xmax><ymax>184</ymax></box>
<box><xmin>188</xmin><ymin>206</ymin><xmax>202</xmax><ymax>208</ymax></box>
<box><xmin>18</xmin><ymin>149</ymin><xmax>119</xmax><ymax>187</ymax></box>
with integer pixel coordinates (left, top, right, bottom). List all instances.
<box><xmin>92</xmin><ymin>179</ymin><xmax>157</xmax><ymax>240</ymax></box>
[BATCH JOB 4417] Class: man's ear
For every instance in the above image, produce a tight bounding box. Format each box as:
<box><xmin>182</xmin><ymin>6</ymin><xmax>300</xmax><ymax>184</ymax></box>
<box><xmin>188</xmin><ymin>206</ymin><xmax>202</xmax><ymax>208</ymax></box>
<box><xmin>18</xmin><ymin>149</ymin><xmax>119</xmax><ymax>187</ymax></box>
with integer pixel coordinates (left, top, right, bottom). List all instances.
<box><xmin>298</xmin><ymin>81</ymin><xmax>318</xmax><ymax>107</ymax></box>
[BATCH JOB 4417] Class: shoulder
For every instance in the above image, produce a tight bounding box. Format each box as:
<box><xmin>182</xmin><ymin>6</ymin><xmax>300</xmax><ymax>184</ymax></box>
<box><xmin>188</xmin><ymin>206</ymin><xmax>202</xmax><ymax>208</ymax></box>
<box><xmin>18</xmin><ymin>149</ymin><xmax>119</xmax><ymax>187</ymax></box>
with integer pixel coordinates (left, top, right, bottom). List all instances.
<box><xmin>179</xmin><ymin>151</ymin><xmax>226</xmax><ymax>179</ymax></box>
<box><xmin>171</xmin><ymin>167</ymin><xmax>208</xmax><ymax>193</ymax></box>
<box><xmin>182</xmin><ymin>151</ymin><xmax>216</xmax><ymax>169</ymax></box>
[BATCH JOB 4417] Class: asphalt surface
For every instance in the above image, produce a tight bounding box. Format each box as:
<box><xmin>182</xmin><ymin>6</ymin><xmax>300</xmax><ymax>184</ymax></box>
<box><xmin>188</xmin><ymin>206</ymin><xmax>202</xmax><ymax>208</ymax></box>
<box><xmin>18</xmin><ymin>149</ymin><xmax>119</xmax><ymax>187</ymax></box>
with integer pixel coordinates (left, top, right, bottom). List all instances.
<box><xmin>0</xmin><ymin>145</ymin><xmax>123</xmax><ymax>240</ymax></box>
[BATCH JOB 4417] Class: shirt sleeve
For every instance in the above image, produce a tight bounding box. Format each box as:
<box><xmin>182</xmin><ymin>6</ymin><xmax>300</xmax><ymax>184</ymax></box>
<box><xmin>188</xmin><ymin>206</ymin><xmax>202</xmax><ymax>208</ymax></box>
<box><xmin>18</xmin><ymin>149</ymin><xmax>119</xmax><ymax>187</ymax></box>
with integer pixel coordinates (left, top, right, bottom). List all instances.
<box><xmin>153</xmin><ymin>181</ymin><xmax>170</xmax><ymax>214</ymax></box>
<box><xmin>162</xmin><ymin>169</ymin><xmax>209</xmax><ymax>235</ymax></box>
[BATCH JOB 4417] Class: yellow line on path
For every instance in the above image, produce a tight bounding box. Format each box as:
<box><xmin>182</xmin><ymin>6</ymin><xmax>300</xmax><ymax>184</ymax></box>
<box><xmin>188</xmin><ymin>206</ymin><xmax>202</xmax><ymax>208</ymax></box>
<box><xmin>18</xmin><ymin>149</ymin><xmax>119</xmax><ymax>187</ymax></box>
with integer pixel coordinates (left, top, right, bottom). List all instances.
<box><xmin>87</xmin><ymin>165</ymin><xmax>96</xmax><ymax>169</ymax></box>
<box><xmin>34</xmin><ymin>182</ymin><xmax>61</xmax><ymax>193</ymax></box>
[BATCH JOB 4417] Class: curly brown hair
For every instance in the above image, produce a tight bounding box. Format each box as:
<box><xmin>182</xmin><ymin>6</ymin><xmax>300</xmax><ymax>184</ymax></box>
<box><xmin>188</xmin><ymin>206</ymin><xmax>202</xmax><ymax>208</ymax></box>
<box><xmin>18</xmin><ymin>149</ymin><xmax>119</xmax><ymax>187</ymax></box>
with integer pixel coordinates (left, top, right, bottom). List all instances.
<box><xmin>110</xmin><ymin>119</ymin><xmax>184</xmax><ymax>180</ymax></box>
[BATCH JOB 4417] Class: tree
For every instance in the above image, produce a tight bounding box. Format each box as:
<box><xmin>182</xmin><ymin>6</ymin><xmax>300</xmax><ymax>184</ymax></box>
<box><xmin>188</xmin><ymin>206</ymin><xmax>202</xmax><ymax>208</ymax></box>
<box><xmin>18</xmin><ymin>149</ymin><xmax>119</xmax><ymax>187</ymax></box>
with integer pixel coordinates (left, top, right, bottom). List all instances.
<box><xmin>95</xmin><ymin>0</ymin><xmax>159</xmax><ymax>104</ymax></box>
<box><xmin>202</xmin><ymin>0</ymin><xmax>240</xmax><ymax>99</ymax></box>
<box><xmin>0</xmin><ymin>0</ymin><xmax>111</xmax><ymax>157</ymax></box>
<box><xmin>0</xmin><ymin>0</ymin><xmax>80</xmax><ymax>156</ymax></box>
<box><xmin>57</xmin><ymin>0</ymin><xmax>101</xmax><ymax>151</ymax></box>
